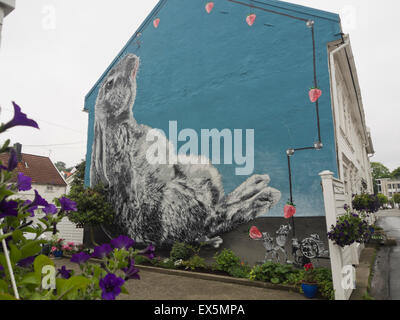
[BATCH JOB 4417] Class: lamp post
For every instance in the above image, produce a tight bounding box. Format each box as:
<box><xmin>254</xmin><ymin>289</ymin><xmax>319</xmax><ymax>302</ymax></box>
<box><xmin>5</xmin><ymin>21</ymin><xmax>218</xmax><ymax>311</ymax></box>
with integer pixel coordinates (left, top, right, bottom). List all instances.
<box><xmin>0</xmin><ymin>0</ymin><xmax>15</xmax><ymax>47</ymax></box>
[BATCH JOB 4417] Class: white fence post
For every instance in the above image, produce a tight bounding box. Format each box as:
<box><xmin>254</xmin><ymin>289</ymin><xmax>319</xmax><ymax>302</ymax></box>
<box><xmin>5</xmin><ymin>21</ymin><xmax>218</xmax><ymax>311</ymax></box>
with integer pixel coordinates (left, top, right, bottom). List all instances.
<box><xmin>320</xmin><ymin>170</ymin><xmax>347</xmax><ymax>300</ymax></box>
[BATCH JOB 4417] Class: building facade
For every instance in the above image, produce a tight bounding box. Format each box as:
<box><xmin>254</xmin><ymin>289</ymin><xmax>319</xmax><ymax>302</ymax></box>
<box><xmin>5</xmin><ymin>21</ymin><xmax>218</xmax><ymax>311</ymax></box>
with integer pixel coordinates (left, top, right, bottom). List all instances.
<box><xmin>83</xmin><ymin>0</ymin><xmax>373</xmax><ymax>251</ymax></box>
<box><xmin>377</xmin><ymin>178</ymin><xmax>400</xmax><ymax>201</ymax></box>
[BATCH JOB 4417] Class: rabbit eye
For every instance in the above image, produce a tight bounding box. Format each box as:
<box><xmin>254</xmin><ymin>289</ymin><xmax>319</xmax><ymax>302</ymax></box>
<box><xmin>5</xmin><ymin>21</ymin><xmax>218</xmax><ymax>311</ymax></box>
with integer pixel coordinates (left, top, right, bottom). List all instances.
<box><xmin>105</xmin><ymin>79</ymin><xmax>114</xmax><ymax>91</ymax></box>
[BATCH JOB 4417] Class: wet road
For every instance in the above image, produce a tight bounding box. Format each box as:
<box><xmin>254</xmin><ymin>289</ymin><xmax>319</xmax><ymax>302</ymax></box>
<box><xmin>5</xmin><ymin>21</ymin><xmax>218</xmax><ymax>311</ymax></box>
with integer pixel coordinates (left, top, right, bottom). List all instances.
<box><xmin>372</xmin><ymin>210</ymin><xmax>400</xmax><ymax>300</ymax></box>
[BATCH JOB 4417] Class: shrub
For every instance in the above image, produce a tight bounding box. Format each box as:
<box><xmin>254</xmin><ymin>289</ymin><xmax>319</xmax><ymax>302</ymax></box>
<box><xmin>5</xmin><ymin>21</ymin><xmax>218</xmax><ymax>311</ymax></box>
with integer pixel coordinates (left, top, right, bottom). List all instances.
<box><xmin>248</xmin><ymin>262</ymin><xmax>298</xmax><ymax>284</ymax></box>
<box><xmin>214</xmin><ymin>249</ymin><xmax>241</xmax><ymax>273</ymax></box>
<box><xmin>227</xmin><ymin>264</ymin><xmax>251</xmax><ymax>279</ymax></box>
<box><xmin>182</xmin><ymin>255</ymin><xmax>207</xmax><ymax>271</ymax></box>
<box><xmin>169</xmin><ymin>242</ymin><xmax>199</xmax><ymax>262</ymax></box>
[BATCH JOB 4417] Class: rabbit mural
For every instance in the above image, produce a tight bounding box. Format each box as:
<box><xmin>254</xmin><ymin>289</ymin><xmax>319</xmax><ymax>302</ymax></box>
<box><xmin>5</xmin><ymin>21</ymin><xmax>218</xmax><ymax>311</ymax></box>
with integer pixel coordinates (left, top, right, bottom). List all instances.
<box><xmin>90</xmin><ymin>53</ymin><xmax>281</xmax><ymax>247</ymax></box>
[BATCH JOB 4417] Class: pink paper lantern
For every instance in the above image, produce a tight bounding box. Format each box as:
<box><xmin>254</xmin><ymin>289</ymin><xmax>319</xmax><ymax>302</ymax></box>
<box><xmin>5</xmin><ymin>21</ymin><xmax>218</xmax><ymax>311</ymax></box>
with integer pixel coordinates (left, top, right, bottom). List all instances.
<box><xmin>246</xmin><ymin>14</ymin><xmax>256</xmax><ymax>26</ymax></box>
<box><xmin>205</xmin><ymin>2</ymin><xmax>214</xmax><ymax>14</ymax></box>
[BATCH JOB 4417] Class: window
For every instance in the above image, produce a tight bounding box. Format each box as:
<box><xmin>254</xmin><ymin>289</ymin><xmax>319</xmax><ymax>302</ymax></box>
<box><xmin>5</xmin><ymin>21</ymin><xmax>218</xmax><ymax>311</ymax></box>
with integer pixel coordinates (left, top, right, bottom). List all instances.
<box><xmin>46</xmin><ymin>185</ymin><xmax>54</xmax><ymax>192</ymax></box>
<box><xmin>389</xmin><ymin>192</ymin><xmax>393</xmax><ymax>197</ymax></box>
<box><xmin>388</xmin><ymin>184</ymin><xmax>392</xmax><ymax>189</ymax></box>
<box><xmin>378</xmin><ymin>185</ymin><xmax>382</xmax><ymax>192</ymax></box>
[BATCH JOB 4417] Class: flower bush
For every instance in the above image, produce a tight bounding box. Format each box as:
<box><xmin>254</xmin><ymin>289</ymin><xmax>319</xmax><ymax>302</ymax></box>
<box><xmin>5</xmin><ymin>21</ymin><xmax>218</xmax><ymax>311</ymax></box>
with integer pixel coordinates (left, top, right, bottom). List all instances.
<box><xmin>352</xmin><ymin>194</ymin><xmax>380</xmax><ymax>214</ymax></box>
<box><xmin>0</xmin><ymin>102</ymin><xmax>153</xmax><ymax>300</ymax></box>
<box><xmin>327</xmin><ymin>206</ymin><xmax>374</xmax><ymax>248</ymax></box>
<box><xmin>302</xmin><ymin>263</ymin><xmax>317</xmax><ymax>284</ymax></box>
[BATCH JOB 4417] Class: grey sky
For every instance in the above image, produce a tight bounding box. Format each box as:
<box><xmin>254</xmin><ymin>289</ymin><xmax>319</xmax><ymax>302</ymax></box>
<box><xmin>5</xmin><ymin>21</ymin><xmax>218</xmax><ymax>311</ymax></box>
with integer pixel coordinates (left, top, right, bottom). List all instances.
<box><xmin>0</xmin><ymin>0</ymin><xmax>398</xmax><ymax>171</ymax></box>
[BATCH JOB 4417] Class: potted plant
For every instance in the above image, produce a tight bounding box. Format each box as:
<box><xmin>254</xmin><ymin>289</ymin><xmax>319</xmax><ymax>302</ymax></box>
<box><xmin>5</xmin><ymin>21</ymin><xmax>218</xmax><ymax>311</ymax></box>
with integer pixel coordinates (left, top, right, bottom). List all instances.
<box><xmin>49</xmin><ymin>236</ymin><xmax>65</xmax><ymax>258</ymax></box>
<box><xmin>301</xmin><ymin>263</ymin><xmax>318</xmax><ymax>299</ymax></box>
<box><xmin>327</xmin><ymin>207</ymin><xmax>374</xmax><ymax>248</ymax></box>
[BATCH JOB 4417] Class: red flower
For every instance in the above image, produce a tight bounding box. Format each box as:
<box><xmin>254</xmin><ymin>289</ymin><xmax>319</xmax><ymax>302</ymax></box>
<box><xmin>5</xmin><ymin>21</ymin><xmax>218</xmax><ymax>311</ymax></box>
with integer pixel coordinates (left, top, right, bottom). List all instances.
<box><xmin>304</xmin><ymin>263</ymin><xmax>314</xmax><ymax>271</ymax></box>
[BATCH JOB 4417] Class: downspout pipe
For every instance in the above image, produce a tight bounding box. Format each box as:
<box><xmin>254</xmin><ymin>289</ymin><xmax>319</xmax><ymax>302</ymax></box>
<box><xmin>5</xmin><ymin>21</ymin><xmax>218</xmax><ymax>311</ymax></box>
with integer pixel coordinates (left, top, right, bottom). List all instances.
<box><xmin>0</xmin><ymin>7</ymin><xmax>4</xmax><ymax>48</ymax></box>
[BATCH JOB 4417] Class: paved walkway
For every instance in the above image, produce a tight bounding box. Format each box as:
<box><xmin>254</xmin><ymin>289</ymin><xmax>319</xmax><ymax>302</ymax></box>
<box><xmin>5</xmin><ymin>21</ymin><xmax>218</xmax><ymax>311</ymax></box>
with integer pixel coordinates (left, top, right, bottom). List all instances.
<box><xmin>371</xmin><ymin>209</ymin><xmax>400</xmax><ymax>300</ymax></box>
<box><xmin>54</xmin><ymin>258</ymin><xmax>305</xmax><ymax>300</ymax></box>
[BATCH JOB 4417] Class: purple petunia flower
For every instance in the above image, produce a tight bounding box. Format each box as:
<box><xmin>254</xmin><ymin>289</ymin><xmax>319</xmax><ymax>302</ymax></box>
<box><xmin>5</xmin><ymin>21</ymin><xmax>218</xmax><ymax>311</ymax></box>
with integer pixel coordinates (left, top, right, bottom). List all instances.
<box><xmin>59</xmin><ymin>197</ymin><xmax>77</xmax><ymax>212</ymax></box>
<box><xmin>58</xmin><ymin>265</ymin><xmax>72</xmax><ymax>279</ymax></box>
<box><xmin>70</xmin><ymin>252</ymin><xmax>90</xmax><ymax>265</ymax></box>
<box><xmin>139</xmin><ymin>244</ymin><xmax>155</xmax><ymax>260</ymax></box>
<box><xmin>91</xmin><ymin>244</ymin><xmax>113</xmax><ymax>259</ymax></box>
<box><xmin>23</xmin><ymin>200</ymin><xmax>38</xmax><ymax>217</ymax></box>
<box><xmin>99</xmin><ymin>273</ymin><xmax>125</xmax><ymax>300</ymax></box>
<box><xmin>0</xmin><ymin>264</ymin><xmax>4</xmax><ymax>272</ymax></box>
<box><xmin>0</xmin><ymin>200</ymin><xmax>18</xmax><ymax>219</ymax></box>
<box><xmin>31</xmin><ymin>190</ymin><xmax>49</xmax><ymax>208</ymax></box>
<box><xmin>17</xmin><ymin>172</ymin><xmax>32</xmax><ymax>191</ymax></box>
<box><xmin>43</xmin><ymin>204</ymin><xmax>58</xmax><ymax>215</ymax></box>
<box><xmin>110</xmin><ymin>235</ymin><xmax>135</xmax><ymax>250</ymax></box>
<box><xmin>122</xmin><ymin>259</ymin><xmax>140</xmax><ymax>281</ymax></box>
<box><xmin>1</xmin><ymin>102</ymin><xmax>39</xmax><ymax>132</ymax></box>
<box><xmin>17</xmin><ymin>256</ymin><xmax>35</xmax><ymax>268</ymax></box>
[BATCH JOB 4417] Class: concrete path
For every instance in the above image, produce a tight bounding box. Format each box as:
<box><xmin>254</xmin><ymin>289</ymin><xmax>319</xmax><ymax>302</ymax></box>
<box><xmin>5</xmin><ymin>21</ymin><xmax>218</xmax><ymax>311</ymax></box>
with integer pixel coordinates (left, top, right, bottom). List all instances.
<box><xmin>371</xmin><ymin>209</ymin><xmax>400</xmax><ymax>300</ymax></box>
<box><xmin>54</xmin><ymin>258</ymin><xmax>305</xmax><ymax>300</ymax></box>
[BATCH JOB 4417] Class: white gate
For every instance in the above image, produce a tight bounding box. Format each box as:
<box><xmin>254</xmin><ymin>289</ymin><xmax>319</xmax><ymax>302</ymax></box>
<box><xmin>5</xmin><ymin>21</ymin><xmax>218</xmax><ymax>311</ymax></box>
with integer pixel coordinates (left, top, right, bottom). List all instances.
<box><xmin>320</xmin><ymin>170</ymin><xmax>360</xmax><ymax>300</ymax></box>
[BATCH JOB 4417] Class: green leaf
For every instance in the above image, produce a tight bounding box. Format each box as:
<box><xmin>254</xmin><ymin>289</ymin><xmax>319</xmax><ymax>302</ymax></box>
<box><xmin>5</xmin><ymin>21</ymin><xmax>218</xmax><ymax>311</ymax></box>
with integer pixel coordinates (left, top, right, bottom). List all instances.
<box><xmin>21</xmin><ymin>241</ymin><xmax>44</xmax><ymax>259</ymax></box>
<box><xmin>271</xmin><ymin>277</ymin><xmax>280</xmax><ymax>284</ymax></box>
<box><xmin>0</xmin><ymin>279</ymin><xmax>8</xmax><ymax>293</ymax></box>
<box><xmin>11</xmin><ymin>230</ymin><xmax>24</xmax><ymax>242</ymax></box>
<box><xmin>33</xmin><ymin>255</ymin><xmax>54</xmax><ymax>276</ymax></box>
<box><xmin>20</xmin><ymin>272</ymin><xmax>41</xmax><ymax>286</ymax></box>
<box><xmin>0</xmin><ymin>185</ymin><xmax>14</xmax><ymax>201</ymax></box>
<box><xmin>0</xmin><ymin>293</ymin><xmax>17</xmax><ymax>300</ymax></box>
<box><xmin>56</xmin><ymin>276</ymin><xmax>90</xmax><ymax>300</ymax></box>
<box><xmin>9</xmin><ymin>243</ymin><xmax>21</xmax><ymax>265</ymax></box>
<box><xmin>120</xmin><ymin>286</ymin><xmax>129</xmax><ymax>295</ymax></box>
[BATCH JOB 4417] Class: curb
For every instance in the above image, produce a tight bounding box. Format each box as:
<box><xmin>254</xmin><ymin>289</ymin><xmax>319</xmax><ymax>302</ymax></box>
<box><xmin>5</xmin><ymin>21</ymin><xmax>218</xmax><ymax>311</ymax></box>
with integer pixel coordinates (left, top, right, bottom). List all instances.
<box><xmin>63</xmin><ymin>254</ymin><xmax>300</xmax><ymax>294</ymax></box>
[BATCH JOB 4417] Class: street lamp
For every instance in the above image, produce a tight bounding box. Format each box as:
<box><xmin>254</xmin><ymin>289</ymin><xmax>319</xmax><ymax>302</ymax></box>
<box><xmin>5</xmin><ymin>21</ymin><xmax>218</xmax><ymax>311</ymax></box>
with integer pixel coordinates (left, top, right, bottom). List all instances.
<box><xmin>0</xmin><ymin>0</ymin><xmax>15</xmax><ymax>47</ymax></box>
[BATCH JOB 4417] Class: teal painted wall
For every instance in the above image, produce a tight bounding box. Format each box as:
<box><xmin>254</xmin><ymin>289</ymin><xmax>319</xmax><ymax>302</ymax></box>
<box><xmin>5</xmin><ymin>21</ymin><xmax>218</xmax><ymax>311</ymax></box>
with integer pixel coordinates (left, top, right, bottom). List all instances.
<box><xmin>84</xmin><ymin>0</ymin><xmax>342</xmax><ymax>217</ymax></box>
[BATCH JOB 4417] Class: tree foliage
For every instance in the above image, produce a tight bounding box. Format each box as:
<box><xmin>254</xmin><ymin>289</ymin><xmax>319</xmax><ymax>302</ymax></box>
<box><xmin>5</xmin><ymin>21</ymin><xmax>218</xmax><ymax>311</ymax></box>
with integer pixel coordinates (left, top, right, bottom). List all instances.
<box><xmin>67</xmin><ymin>161</ymin><xmax>115</xmax><ymax>228</ymax></box>
<box><xmin>54</xmin><ymin>161</ymin><xmax>67</xmax><ymax>172</ymax></box>
<box><xmin>394</xmin><ymin>193</ymin><xmax>400</xmax><ymax>205</ymax></box>
<box><xmin>391</xmin><ymin>167</ymin><xmax>400</xmax><ymax>179</ymax></box>
<box><xmin>371</xmin><ymin>162</ymin><xmax>391</xmax><ymax>180</ymax></box>
<box><xmin>377</xmin><ymin>193</ymin><xmax>388</xmax><ymax>206</ymax></box>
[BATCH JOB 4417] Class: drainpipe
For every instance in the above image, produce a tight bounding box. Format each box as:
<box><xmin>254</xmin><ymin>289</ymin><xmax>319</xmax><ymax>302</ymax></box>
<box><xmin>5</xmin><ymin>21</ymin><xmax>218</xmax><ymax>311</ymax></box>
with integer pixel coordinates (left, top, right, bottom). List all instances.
<box><xmin>0</xmin><ymin>6</ymin><xmax>4</xmax><ymax>47</ymax></box>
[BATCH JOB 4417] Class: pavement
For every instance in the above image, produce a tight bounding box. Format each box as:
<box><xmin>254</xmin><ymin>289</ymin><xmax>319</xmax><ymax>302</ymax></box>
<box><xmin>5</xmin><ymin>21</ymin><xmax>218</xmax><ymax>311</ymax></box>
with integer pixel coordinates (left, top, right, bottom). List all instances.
<box><xmin>53</xmin><ymin>258</ymin><xmax>306</xmax><ymax>300</ymax></box>
<box><xmin>370</xmin><ymin>209</ymin><xmax>400</xmax><ymax>300</ymax></box>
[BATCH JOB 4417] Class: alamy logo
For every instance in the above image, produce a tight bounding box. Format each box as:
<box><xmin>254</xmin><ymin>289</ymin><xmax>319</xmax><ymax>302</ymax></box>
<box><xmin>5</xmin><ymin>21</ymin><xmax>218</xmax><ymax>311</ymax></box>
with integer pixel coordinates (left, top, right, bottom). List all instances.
<box><xmin>146</xmin><ymin>121</ymin><xmax>255</xmax><ymax>175</ymax></box>
<box><xmin>341</xmin><ymin>265</ymin><xmax>356</xmax><ymax>290</ymax></box>
<box><xmin>42</xmin><ymin>265</ymin><xmax>56</xmax><ymax>290</ymax></box>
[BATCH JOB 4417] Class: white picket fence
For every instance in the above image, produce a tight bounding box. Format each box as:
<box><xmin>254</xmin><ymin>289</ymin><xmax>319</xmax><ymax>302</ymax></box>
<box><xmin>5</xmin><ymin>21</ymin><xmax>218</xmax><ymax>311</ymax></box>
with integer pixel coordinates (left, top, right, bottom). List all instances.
<box><xmin>27</xmin><ymin>212</ymin><xmax>84</xmax><ymax>245</ymax></box>
<box><xmin>320</xmin><ymin>170</ymin><xmax>363</xmax><ymax>300</ymax></box>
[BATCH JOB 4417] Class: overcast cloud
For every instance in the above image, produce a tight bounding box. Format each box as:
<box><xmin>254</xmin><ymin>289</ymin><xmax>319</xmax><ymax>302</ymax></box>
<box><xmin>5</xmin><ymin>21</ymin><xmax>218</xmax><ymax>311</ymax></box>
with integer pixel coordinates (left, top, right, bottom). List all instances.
<box><xmin>0</xmin><ymin>0</ymin><xmax>398</xmax><ymax>170</ymax></box>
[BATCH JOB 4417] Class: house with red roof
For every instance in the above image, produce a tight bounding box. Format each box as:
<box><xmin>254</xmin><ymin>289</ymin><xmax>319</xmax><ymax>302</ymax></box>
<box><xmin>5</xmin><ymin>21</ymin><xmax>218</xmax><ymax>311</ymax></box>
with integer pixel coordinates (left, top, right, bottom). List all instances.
<box><xmin>0</xmin><ymin>150</ymin><xmax>84</xmax><ymax>244</ymax></box>
<box><xmin>0</xmin><ymin>152</ymin><xmax>68</xmax><ymax>202</ymax></box>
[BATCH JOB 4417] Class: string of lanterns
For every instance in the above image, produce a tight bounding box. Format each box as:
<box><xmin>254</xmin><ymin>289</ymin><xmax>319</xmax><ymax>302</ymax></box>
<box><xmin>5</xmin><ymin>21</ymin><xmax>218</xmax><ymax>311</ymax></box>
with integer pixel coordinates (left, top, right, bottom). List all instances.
<box><xmin>152</xmin><ymin>2</ymin><xmax>258</xmax><ymax>28</ymax></box>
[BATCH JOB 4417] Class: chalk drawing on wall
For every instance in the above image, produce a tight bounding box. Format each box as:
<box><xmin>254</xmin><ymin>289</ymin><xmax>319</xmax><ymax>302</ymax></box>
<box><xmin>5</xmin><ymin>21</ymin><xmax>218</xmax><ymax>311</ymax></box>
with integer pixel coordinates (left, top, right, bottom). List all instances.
<box><xmin>90</xmin><ymin>53</ymin><xmax>281</xmax><ymax>247</ymax></box>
